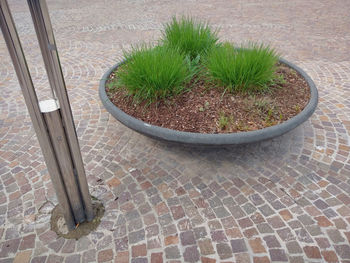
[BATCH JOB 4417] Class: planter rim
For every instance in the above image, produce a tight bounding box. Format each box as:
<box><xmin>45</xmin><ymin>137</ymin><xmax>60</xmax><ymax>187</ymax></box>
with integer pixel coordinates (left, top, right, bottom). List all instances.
<box><xmin>99</xmin><ymin>58</ymin><xmax>318</xmax><ymax>146</ymax></box>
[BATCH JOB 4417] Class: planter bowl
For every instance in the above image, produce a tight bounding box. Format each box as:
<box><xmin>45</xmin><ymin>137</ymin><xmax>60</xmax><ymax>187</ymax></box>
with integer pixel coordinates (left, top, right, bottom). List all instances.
<box><xmin>99</xmin><ymin>58</ymin><xmax>318</xmax><ymax>146</ymax></box>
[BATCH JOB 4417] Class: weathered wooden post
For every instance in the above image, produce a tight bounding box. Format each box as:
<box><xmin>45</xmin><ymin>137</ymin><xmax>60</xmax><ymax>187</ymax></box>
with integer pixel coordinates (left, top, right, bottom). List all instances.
<box><xmin>0</xmin><ymin>0</ymin><xmax>94</xmax><ymax>230</ymax></box>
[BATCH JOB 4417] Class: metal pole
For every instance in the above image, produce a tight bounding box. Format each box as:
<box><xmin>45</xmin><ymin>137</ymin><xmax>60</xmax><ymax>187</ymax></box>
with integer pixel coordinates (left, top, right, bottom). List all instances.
<box><xmin>0</xmin><ymin>0</ymin><xmax>76</xmax><ymax>230</ymax></box>
<box><xmin>41</xmin><ymin>100</ymin><xmax>86</xmax><ymax>223</ymax></box>
<box><xmin>27</xmin><ymin>0</ymin><xmax>94</xmax><ymax>221</ymax></box>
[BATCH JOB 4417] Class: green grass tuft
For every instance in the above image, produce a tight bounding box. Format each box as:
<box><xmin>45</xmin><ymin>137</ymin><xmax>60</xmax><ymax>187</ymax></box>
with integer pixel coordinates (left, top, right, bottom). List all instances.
<box><xmin>115</xmin><ymin>45</ymin><xmax>195</xmax><ymax>103</ymax></box>
<box><xmin>161</xmin><ymin>16</ymin><xmax>219</xmax><ymax>59</ymax></box>
<box><xmin>205</xmin><ymin>42</ymin><xmax>279</xmax><ymax>93</ymax></box>
<box><xmin>111</xmin><ymin>17</ymin><xmax>281</xmax><ymax>104</ymax></box>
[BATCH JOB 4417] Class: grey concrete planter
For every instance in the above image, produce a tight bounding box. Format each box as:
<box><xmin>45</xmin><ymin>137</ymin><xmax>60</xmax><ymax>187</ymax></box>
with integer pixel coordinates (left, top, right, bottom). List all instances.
<box><xmin>99</xmin><ymin>58</ymin><xmax>318</xmax><ymax>146</ymax></box>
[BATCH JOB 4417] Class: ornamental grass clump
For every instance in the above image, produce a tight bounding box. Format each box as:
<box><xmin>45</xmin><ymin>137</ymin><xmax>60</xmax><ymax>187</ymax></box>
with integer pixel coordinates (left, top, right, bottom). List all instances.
<box><xmin>113</xmin><ymin>18</ymin><xmax>279</xmax><ymax>104</ymax></box>
<box><xmin>205</xmin><ymin>43</ymin><xmax>279</xmax><ymax>93</ymax></box>
<box><xmin>161</xmin><ymin>16</ymin><xmax>219</xmax><ymax>59</ymax></box>
<box><xmin>116</xmin><ymin>45</ymin><xmax>195</xmax><ymax>103</ymax></box>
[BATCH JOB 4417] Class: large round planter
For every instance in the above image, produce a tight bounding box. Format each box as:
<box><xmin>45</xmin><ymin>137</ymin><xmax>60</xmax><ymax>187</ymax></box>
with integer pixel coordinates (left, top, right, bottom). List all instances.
<box><xmin>99</xmin><ymin>58</ymin><xmax>318</xmax><ymax>146</ymax></box>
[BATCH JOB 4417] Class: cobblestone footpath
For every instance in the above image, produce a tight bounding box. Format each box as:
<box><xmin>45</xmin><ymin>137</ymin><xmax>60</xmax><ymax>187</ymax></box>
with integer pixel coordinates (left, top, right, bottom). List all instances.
<box><xmin>1</xmin><ymin>0</ymin><xmax>350</xmax><ymax>262</ymax></box>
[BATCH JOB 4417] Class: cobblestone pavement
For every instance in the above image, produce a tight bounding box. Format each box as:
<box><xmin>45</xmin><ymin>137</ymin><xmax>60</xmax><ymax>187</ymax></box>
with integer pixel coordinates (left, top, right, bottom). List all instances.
<box><xmin>1</xmin><ymin>0</ymin><xmax>350</xmax><ymax>262</ymax></box>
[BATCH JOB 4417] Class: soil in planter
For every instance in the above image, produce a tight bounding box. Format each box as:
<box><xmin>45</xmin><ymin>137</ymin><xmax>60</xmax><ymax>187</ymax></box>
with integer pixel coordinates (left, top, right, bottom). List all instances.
<box><xmin>106</xmin><ymin>64</ymin><xmax>310</xmax><ymax>133</ymax></box>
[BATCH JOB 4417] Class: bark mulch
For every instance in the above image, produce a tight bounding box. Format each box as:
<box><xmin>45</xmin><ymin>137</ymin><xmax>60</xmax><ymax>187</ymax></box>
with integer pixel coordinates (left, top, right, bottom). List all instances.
<box><xmin>106</xmin><ymin>64</ymin><xmax>310</xmax><ymax>134</ymax></box>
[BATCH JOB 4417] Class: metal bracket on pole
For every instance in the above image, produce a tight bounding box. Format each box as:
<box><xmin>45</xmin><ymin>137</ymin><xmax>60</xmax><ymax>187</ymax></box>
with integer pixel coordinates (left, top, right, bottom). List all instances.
<box><xmin>0</xmin><ymin>0</ymin><xmax>94</xmax><ymax>229</ymax></box>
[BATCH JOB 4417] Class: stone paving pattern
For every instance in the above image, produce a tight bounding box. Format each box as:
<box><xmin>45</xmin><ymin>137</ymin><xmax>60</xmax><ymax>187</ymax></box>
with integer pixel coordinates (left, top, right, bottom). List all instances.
<box><xmin>1</xmin><ymin>0</ymin><xmax>350</xmax><ymax>262</ymax></box>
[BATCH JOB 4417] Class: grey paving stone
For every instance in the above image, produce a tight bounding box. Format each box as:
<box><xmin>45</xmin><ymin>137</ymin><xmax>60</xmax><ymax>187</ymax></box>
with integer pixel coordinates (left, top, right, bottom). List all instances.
<box><xmin>159</xmin><ymin>214</ymin><xmax>173</xmax><ymax>226</ymax></box>
<box><xmin>305</xmin><ymin>225</ymin><xmax>322</xmax><ymax>236</ymax></box>
<box><xmin>297</xmin><ymin>214</ymin><xmax>315</xmax><ymax>226</ymax></box>
<box><xmin>180</xmin><ymin>231</ymin><xmax>196</xmax><ymax>246</ymax></box>
<box><xmin>295</xmin><ymin>229</ymin><xmax>314</xmax><ymax>243</ymax></box>
<box><xmin>269</xmin><ymin>249</ymin><xmax>288</xmax><ymax>262</ymax></box>
<box><xmin>208</xmin><ymin>196</ymin><xmax>223</xmax><ymax>208</ymax></box>
<box><xmin>131</xmin><ymin>258</ymin><xmax>147</xmax><ymax>263</ymax></box>
<box><xmin>250</xmin><ymin>194</ymin><xmax>265</xmax><ymax>206</ymax></box>
<box><xmin>165</xmin><ymin>246</ymin><xmax>181</xmax><ymax>259</ymax></box>
<box><xmin>327</xmin><ymin>229</ymin><xmax>345</xmax><ymax>243</ymax></box>
<box><xmin>257</xmin><ymin>223</ymin><xmax>274</xmax><ymax>234</ymax></box>
<box><xmin>129</xmin><ymin>229</ymin><xmax>145</xmax><ymax>244</ymax></box>
<box><xmin>324</xmin><ymin>208</ymin><xmax>338</xmax><ymax>218</ymax></box>
<box><xmin>263</xmin><ymin>235</ymin><xmax>281</xmax><ymax>248</ymax></box>
<box><xmin>125</xmin><ymin>209</ymin><xmax>140</xmax><ymax>221</ymax></box>
<box><xmin>335</xmin><ymin>245</ymin><xmax>350</xmax><ymax>259</ymax></box>
<box><xmin>194</xmin><ymin>226</ymin><xmax>207</xmax><ymax>239</ymax></box>
<box><xmin>213</xmin><ymin>206</ymin><xmax>230</xmax><ymax>218</ymax></box>
<box><xmin>230</xmin><ymin>239</ymin><xmax>247</xmax><ymax>253</ymax></box>
<box><xmin>183</xmin><ymin>246</ymin><xmax>200</xmax><ymax>262</ymax></box>
<box><xmin>242</xmin><ymin>203</ymin><xmax>257</xmax><ymax>214</ymax></box>
<box><xmin>217</xmin><ymin>243</ymin><xmax>233</xmax><ymax>259</ymax></box>
<box><xmin>286</xmin><ymin>241</ymin><xmax>303</xmax><ymax>254</ymax></box>
<box><xmin>258</xmin><ymin>204</ymin><xmax>275</xmax><ymax>217</ymax></box>
<box><xmin>229</xmin><ymin>205</ymin><xmax>246</xmax><ymax>219</ymax></box>
<box><xmin>65</xmin><ymin>255</ymin><xmax>81</xmax><ymax>263</ymax></box>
